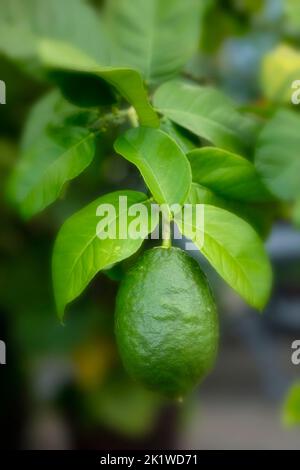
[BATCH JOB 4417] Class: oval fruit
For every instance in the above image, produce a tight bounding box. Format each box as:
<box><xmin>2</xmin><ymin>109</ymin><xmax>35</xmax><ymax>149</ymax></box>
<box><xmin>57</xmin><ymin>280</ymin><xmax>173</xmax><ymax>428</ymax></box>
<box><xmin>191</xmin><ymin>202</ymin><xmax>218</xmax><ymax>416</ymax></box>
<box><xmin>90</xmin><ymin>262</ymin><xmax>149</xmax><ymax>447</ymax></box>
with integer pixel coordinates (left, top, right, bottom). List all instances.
<box><xmin>115</xmin><ymin>247</ymin><xmax>219</xmax><ymax>398</ymax></box>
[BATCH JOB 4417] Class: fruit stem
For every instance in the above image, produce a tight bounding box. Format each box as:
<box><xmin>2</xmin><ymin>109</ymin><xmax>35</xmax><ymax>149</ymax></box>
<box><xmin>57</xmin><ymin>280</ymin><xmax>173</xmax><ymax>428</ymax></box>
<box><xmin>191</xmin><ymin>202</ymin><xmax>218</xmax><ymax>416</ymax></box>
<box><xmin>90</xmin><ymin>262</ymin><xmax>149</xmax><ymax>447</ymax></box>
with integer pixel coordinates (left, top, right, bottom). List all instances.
<box><xmin>162</xmin><ymin>237</ymin><xmax>171</xmax><ymax>249</ymax></box>
<box><xmin>162</xmin><ymin>218</ymin><xmax>172</xmax><ymax>248</ymax></box>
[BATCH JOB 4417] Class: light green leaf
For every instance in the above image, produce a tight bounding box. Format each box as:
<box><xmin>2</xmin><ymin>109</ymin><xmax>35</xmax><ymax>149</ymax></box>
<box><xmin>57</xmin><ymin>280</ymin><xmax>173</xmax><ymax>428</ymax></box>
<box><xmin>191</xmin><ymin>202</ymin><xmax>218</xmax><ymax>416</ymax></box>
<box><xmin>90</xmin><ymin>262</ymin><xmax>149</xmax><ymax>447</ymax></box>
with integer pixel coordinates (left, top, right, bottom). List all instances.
<box><xmin>188</xmin><ymin>147</ymin><xmax>273</xmax><ymax>203</ymax></box>
<box><xmin>0</xmin><ymin>0</ymin><xmax>108</xmax><ymax>66</ymax></box>
<box><xmin>114</xmin><ymin>127</ymin><xmax>192</xmax><ymax>208</ymax></box>
<box><xmin>20</xmin><ymin>90</ymin><xmax>85</xmax><ymax>152</ymax></box>
<box><xmin>261</xmin><ymin>44</ymin><xmax>300</xmax><ymax>103</ymax></box>
<box><xmin>21</xmin><ymin>91</ymin><xmax>63</xmax><ymax>151</ymax></box>
<box><xmin>188</xmin><ymin>183</ymin><xmax>275</xmax><ymax>239</ymax></box>
<box><xmin>153</xmin><ymin>80</ymin><xmax>258</xmax><ymax>154</ymax></box>
<box><xmin>38</xmin><ymin>39</ymin><xmax>159</xmax><ymax>127</ymax></box>
<box><xmin>283</xmin><ymin>382</ymin><xmax>300</xmax><ymax>426</ymax></box>
<box><xmin>105</xmin><ymin>0</ymin><xmax>203</xmax><ymax>84</ymax></box>
<box><xmin>7</xmin><ymin>125</ymin><xmax>95</xmax><ymax>219</ymax></box>
<box><xmin>7</xmin><ymin>90</ymin><xmax>96</xmax><ymax>220</ymax></box>
<box><xmin>53</xmin><ymin>190</ymin><xmax>158</xmax><ymax>318</ymax></box>
<box><xmin>176</xmin><ymin>204</ymin><xmax>272</xmax><ymax>310</ymax></box>
<box><xmin>255</xmin><ymin>109</ymin><xmax>300</xmax><ymax>201</ymax></box>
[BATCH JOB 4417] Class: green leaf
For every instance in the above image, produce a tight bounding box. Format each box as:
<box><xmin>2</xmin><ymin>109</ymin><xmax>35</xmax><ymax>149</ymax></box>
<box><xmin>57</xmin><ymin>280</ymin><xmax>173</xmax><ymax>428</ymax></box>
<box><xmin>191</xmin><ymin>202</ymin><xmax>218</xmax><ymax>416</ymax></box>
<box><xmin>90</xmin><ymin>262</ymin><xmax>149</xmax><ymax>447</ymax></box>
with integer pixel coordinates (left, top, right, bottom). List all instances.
<box><xmin>53</xmin><ymin>190</ymin><xmax>158</xmax><ymax>318</ymax></box>
<box><xmin>114</xmin><ymin>127</ymin><xmax>192</xmax><ymax>208</ymax></box>
<box><xmin>284</xmin><ymin>0</ymin><xmax>300</xmax><ymax>37</ymax></box>
<box><xmin>7</xmin><ymin>90</ymin><xmax>97</xmax><ymax>218</ymax></box>
<box><xmin>175</xmin><ymin>204</ymin><xmax>272</xmax><ymax>310</ymax></box>
<box><xmin>188</xmin><ymin>147</ymin><xmax>273</xmax><ymax>203</ymax></box>
<box><xmin>0</xmin><ymin>0</ymin><xmax>108</xmax><ymax>67</ymax></box>
<box><xmin>153</xmin><ymin>80</ymin><xmax>258</xmax><ymax>154</ymax></box>
<box><xmin>160</xmin><ymin>119</ymin><xmax>196</xmax><ymax>153</ymax></box>
<box><xmin>188</xmin><ymin>183</ymin><xmax>275</xmax><ymax>239</ymax></box>
<box><xmin>283</xmin><ymin>382</ymin><xmax>300</xmax><ymax>426</ymax></box>
<box><xmin>7</xmin><ymin>125</ymin><xmax>95</xmax><ymax>219</ymax></box>
<box><xmin>105</xmin><ymin>0</ymin><xmax>203</xmax><ymax>84</ymax></box>
<box><xmin>261</xmin><ymin>44</ymin><xmax>300</xmax><ymax>103</ymax></box>
<box><xmin>38</xmin><ymin>39</ymin><xmax>159</xmax><ymax>127</ymax></box>
<box><xmin>21</xmin><ymin>91</ymin><xmax>62</xmax><ymax>151</ymax></box>
<box><xmin>20</xmin><ymin>90</ymin><xmax>87</xmax><ymax>152</ymax></box>
<box><xmin>255</xmin><ymin>109</ymin><xmax>300</xmax><ymax>201</ymax></box>
<box><xmin>48</xmin><ymin>70</ymin><xmax>117</xmax><ymax>108</ymax></box>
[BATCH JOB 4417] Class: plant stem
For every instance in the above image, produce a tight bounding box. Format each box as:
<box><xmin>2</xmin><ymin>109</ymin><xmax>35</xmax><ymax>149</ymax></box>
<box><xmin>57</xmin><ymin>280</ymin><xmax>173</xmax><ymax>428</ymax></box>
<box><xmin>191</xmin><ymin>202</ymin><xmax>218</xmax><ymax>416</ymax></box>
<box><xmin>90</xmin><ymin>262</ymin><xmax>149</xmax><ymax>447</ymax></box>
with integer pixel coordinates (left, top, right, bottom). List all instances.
<box><xmin>91</xmin><ymin>109</ymin><xmax>129</xmax><ymax>131</ymax></box>
<box><xmin>91</xmin><ymin>106</ymin><xmax>140</xmax><ymax>132</ymax></box>
<box><xmin>127</xmin><ymin>106</ymin><xmax>139</xmax><ymax>127</ymax></box>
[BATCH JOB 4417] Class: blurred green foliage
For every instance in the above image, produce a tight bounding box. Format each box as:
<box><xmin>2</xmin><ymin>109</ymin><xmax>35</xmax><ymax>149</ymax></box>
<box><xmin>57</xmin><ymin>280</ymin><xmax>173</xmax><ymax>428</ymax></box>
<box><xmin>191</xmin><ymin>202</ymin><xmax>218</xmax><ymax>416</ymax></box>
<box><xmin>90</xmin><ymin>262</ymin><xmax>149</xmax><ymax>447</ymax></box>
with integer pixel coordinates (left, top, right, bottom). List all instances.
<box><xmin>283</xmin><ymin>383</ymin><xmax>300</xmax><ymax>426</ymax></box>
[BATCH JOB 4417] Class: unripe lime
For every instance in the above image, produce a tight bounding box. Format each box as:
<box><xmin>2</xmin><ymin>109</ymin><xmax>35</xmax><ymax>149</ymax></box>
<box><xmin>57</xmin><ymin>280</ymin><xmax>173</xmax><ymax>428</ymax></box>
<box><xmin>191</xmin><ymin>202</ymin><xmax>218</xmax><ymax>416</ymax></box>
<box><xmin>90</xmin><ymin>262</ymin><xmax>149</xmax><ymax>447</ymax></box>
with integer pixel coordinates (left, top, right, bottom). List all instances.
<box><xmin>115</xmin><ymin>247</ymin><xmax>219</xmax><ymax>398</ymax></box>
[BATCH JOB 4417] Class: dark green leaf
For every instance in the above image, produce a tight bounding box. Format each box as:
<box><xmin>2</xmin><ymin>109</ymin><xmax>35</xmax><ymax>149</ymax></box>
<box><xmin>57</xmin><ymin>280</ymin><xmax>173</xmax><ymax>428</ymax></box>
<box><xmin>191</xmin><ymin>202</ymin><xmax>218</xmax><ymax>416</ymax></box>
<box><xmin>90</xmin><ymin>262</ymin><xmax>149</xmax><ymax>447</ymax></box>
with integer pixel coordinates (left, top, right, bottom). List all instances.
<box><xmin>39</xmin><ymin>40</ymin><xmax>159</xmax><ymax>127</ymax></box>
<box><xmin>49</xmin><ymin>71</ymin><xmax>117</xmax><ymax>107</ymax></box>
<box><xmin>154</xmin><ymin>80</ymin><xmax>258</xmax><ymax>154</ymax></box>
<box><xmin>160</xmin><ymin>119</ymin><xmax>196</xmax><ymax>153</ymax></box>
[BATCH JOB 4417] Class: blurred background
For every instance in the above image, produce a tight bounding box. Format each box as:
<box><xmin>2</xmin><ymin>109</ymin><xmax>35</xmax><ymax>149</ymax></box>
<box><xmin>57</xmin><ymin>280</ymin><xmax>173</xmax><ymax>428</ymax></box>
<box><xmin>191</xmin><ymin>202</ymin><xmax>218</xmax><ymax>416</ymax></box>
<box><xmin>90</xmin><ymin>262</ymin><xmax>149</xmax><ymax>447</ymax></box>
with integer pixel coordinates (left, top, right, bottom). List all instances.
<box><xmin>0</xmin><ymin>0</ymin><xmax>300</xmax><ymax>450</ymax></box>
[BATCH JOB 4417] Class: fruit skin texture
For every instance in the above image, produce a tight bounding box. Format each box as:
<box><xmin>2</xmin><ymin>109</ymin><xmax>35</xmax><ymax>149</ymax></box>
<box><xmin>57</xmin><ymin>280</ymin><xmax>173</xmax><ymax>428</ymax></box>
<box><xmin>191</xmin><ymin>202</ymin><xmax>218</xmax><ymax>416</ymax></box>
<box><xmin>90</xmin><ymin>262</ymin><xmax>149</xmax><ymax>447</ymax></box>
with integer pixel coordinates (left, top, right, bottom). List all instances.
<box><xmin>115</xmin><ymin>247</ymin><xmax>219</xmax><ymax>398</ymax></box>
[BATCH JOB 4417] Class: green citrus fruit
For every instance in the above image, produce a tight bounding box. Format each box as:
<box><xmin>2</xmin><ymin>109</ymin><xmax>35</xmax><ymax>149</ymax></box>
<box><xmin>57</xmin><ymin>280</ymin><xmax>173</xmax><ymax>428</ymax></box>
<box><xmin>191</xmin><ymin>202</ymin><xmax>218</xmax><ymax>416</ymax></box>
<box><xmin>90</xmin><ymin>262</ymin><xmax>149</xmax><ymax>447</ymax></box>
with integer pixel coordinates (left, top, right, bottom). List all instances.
<box><xmin>115</xmin><ymin>247</ymin><xmax>219</xmax><ymax>398</ymax></box>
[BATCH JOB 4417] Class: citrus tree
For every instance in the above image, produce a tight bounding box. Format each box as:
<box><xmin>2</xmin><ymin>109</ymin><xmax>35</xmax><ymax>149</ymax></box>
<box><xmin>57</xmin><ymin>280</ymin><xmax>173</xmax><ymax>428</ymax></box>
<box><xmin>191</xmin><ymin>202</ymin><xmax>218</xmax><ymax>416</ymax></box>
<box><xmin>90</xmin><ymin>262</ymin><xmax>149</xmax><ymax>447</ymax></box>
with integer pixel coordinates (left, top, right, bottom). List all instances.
<box><xmin>2</xmin><ymin>0</ymin><xmax>299</xmax><ymax>399</ymax></box>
